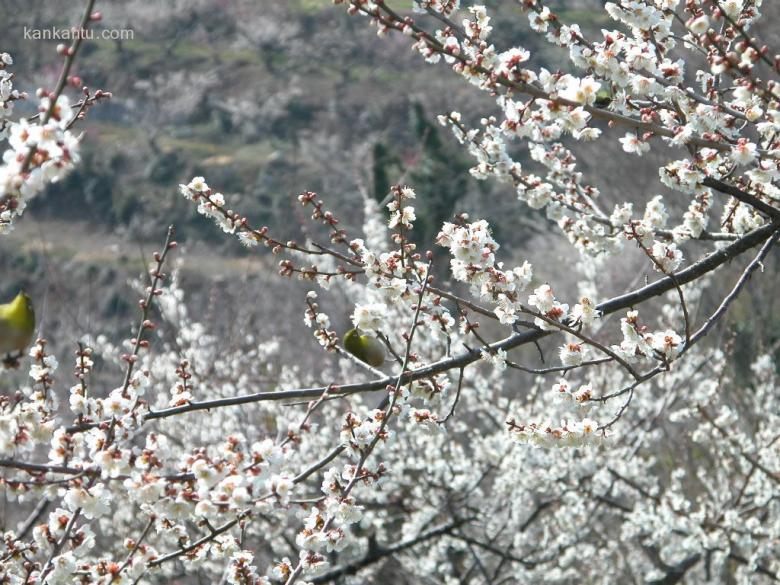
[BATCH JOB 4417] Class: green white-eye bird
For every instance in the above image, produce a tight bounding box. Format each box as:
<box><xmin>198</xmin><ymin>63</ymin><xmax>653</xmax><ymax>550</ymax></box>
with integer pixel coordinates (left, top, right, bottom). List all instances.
<box><xmin>0</xmin><ymin>291</ymin><xmax>36</xmax><ymax>363</ymax></box>
<box><xmin>593</xmin><ymin>87</ymin><xmax>613</xmax><ymax>108</ymax></box>
<box><xmin>343</xmin><ymin>328</ymin><xmax>386</xmax><ymax>367</ymax></box>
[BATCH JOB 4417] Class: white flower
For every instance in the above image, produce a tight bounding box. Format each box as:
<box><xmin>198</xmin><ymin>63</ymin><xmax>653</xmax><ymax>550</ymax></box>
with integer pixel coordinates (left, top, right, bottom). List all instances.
<box><xmin>267</xmin><ymin>473</ymin><xmax>295</xmax><ymax>504</ymax></box>
<box><xmin>732</xmin><ymin>140</ymin><xmax>757</xmax><ymax>166</ymax></box>
<box><xmin>63</xmin><ymin>484</ymin><xmax>110</xmax><ymax>519</ymax></box>
<box><xmin>271</xmin><ymin>558</ymin><xmax>293</xmax><ymax>580</ymax></box>
<box><xmin>388</xmin><ymin>205</ymin><xmax>416</xmax><ymax>229</ymax></box>
<box><xmin>191</xmin><ymin>459</ymin><xmax>221</xmax><ymax>489</ymax></box>
<box><xmin>558</xmin><ymin>75</ymin><xmax>601</xmax><ymax>105</ymax></box>
<box><xmin>651</xmin><ymin>241</ymin><xmax>683</xmax><ymax>272</ymax></box>
<box><xmin>187</xmin><ymin>176</ymin><xmax>208</xmax><ymax>193</ymax></box>
<box><xmin>578</xmin><ymin>418</ymin><xmax>598</xmax><ymax>436</ymax></box>
<box><xmin>619</xmin><ymin>132</ymin><xmax>650</xmax><ymax>156</ymax></box>
<box><xmin>559</xmin><ymin>342</ymin><xmax>585</xmax><ymax>367</ymax></box>
<box><xmin>380</xmin><ymin>278</ymin><xmax>408</xmax><ymax>301</ymax></box>
<box><xmin>526</xmin><ymin>183</ymin><xmax>553</xmax><ymax>209</ymax></box>
<box><xmin>195</xmin><ymin>499</ymin><xmax>218</xmax><ymax>518</ymax></box>
<box><xmin>480</xmin><ymin>348</ymin><xmax>507</xmax><ymax>370</ymax></box>
<box><xmin>351</xmin><ymin>303</ymin><xmax>387</xmax><ymax>333</ymax></box>
<box><xmin>528</xmin><ymin>285</ymin><xmax>568</xmax><ymax>330</ymax></box>
<box><xmin>47</xmin><ymin>552</ymin><xmax>77</xmax><ymax>584</ymax></box>
<box><xmin>528</xmin><ymin>284</ymin><xmax>555</xmax><ymax>313</ymax></box>
<box><xmin>651</xmin><ymin>330</ymin><xmax>682</xmax><ymax>359</ymax></box>
<box><xmin>571</xmin><ymin>298</ymin><xmax>599</xmax><ymax>326</ymax></box>
<box><xmin>689</xmin><ymin>14</ymin><xmax>710</xmax><ymax>35</ymax></box>
<box><xmin>572</xmin><ymin>384</ymin><xmax>593</xmax><ymax>404</ymax></box>
<box><xmin>299</xmin><ymin>549</ymin><xmax>328</xmax><ymax>577</ymax></box>
<box><xmin>226</xmin><ymin>551</ymin><xmax>262</xmax><ymax>585</ymax></box>
<box><xmin>438</xmin><ymin>220</ymin><xmax>498</xmax><ymax>268</ymax></box>
<box><xmin>721</xmin><ymin>0</ymin><xmax>744</xmax><ymax>18</ymax></box>
<box><xmin>333</xmin><ymin>498</ymin><xmax>363</xmax><ymax>525</ymax></box>
<box><xmin>496</xmin><ymin>47</ymin><xmax>531</xmax><ymax>78</ymax></box>
<box><xmin>238</xmin><ymin>231</ymin><xmax>260</xmax><ymax>247</ymax></box>
<box><xmin>643</xmin><ymin>196</ymin><xmax>668</xmax><ymax>230</ymax></box>
<box><xmin>529</xmin><ymin>6</ymin><xmax>551</xmax><ymax>32</ymax></box>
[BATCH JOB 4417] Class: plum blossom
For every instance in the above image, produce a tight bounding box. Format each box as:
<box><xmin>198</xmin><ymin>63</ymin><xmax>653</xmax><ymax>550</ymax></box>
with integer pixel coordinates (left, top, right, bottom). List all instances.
<box><xmin>559</xmin><ymin>341</ymin><xmax>586</xmax><ymax>367</ymax></box>
<box><xmin>619</xmin><ymin>132</ymin><xmax>651</xmax><ymax>155</ymax></box>
<box><xmin>558</xmin><ymin>75</ymin><xmax>601</xmax><ymax>105</ymax></box>
<box><xmin>351</xmin><ymin>303</ymin><xmax>388</xmax><ymax>333</ymax></box>
<box><xmin>651</xmin><ymin>330</ymin><xmax>683</xmax><ymax>359</ymax></box>
<box><xmin>528</xmin><ymin>284</ymin><xmax>569</xmax><ymax>330</ymax></box>
<box><xmin>651</xmin><ymin>241</ymin><xmax>683</xmax><ymax>272</ymax></box>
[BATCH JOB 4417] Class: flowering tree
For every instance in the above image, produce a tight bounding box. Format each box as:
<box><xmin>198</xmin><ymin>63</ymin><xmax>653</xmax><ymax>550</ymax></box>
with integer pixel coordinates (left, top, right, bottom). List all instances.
<box><xmin>2</xmin><ymin>0</ymin><xmax>780</xmax><ymax>583</ymax></box>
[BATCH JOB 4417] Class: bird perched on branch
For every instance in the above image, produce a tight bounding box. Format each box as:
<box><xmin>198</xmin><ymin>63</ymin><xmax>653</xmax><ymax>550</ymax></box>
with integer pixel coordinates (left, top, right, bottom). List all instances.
<box><xmin>0</xmin><ymin>291</ymin><xmax>35</xmax><ymax>368</ymax></box>
<box><xmin>343</xmin><ymin>328</ymin><xmax>386</xmax><ymax>367</ymax></box>
<box><xmin>593</xmin><ymin>86</ymin><xmax>613</xmax><ymax>108</ymax></box>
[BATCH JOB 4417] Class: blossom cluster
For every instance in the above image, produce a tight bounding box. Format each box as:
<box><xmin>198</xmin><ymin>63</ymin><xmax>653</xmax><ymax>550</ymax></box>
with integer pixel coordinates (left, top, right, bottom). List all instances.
<box><xmin>0</xmin><ymin>52</ymin><xmax>22</xmax><ymax>136</ymax></box>
<box><xmin>506</xmin><ymin>414</ymin><xmax>606</xmax><ymax>448</ymax></box>
<box><xmin>437</xmin><ymin>219</ymin><xmax>532</xmax><ymax>324</ymax></box>
<box><xmin>613</xmin><ymin>310</ymin><xmax>683</xmax><ymax>362</ymax></box>
<box><xmin>0</xmin><ymin>90</ymin><xmax>81</xmax><ymax>234</ymax></box>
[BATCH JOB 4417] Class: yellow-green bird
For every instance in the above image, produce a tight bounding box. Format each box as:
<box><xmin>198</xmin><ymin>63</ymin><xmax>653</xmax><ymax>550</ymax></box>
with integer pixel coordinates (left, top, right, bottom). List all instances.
<box><xmin>0</xmin><ymin>291</ymin><xmax>35</xmax><ymax>360</ymax></box>
<box><xmin>593</xmin><ymin>86</ymin><xmax>613</xmax><ymax>108</ymax></box>
<box><xmin>343</xmin><ymin>328</ymin><xmax>386</xmax><ymax>367</ymax></box>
